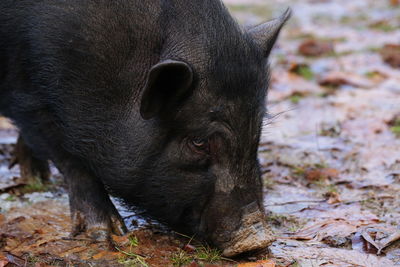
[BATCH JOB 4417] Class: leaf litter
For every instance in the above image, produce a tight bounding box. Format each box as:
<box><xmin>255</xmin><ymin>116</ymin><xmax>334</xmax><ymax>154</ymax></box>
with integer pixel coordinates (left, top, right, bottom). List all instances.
<box><xmin>1</xmin><ymin>0</ymin><xmax>400</xmax><ymax>266</ymax></box>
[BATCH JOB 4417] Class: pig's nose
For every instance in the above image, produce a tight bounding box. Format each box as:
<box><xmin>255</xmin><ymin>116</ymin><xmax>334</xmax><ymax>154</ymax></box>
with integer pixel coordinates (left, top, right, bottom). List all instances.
<box><xmin>221</xmin><ymin>203</ymin><xmax>275</xmax><ymax>257</ymax></box>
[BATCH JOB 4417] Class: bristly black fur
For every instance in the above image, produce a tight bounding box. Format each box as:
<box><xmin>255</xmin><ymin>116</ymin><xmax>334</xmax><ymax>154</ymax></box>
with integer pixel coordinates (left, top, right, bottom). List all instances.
<box><xmin>0</xmin><ymin>0</ymin><xmax>289</xmax><ymax>254</ymax></box>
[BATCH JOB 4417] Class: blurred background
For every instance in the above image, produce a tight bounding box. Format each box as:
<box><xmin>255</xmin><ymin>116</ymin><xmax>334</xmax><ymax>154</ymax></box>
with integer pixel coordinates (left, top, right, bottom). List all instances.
<box><xmin>223</xmin><ymin>0</ymin><xmax>400</xmax><ymax>265</ymax></box>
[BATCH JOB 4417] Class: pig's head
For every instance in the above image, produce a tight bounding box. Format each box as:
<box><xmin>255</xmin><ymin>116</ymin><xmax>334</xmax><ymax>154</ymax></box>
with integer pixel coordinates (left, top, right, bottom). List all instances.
<box><xmin>131</xmin><ymin>9</ymin><xmax>290</xmax><ymax>257</ymax></box>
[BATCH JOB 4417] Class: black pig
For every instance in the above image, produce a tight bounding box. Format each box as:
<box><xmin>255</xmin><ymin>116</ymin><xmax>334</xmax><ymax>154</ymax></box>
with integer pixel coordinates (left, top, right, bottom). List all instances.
<box><xmin>0</xmin><ymin>0</ymin><xmax>290</xmax><ymax>256</ymax></box>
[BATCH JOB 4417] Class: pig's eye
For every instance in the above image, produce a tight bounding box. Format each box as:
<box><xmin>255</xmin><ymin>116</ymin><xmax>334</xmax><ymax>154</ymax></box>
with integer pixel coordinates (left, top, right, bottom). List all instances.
<box><xmin>189</xmin><ymin>138</ymin><xmax>209</xmax><ymax>154</ymax></box>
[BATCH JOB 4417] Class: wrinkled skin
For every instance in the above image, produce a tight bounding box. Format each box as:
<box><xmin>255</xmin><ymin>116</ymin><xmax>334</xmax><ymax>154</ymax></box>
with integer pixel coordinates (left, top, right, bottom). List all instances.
<box><xmin>0</xmin><ymin>0</ymin><xmax>290</xmax><ymax>256</ymax></box>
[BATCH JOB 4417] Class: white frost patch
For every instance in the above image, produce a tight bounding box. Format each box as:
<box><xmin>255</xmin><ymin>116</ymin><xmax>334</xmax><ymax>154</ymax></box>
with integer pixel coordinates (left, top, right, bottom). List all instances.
<box><xmin>0</xmin><ymin>192</ymin><xmax>68</xmax><ymax>213</ymax></box>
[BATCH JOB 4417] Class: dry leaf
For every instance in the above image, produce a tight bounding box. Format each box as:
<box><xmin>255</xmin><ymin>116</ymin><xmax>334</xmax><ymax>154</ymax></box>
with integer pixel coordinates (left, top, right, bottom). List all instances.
<box><xmin>237</xmin><ymin>260</ymin><xmax>275</xmax><ymax>267</ymax></box>
<box><xmin>5</xmin><ymin>253</ymin><xmax>25</xmax><ymax>267</ymax></box>
<box><xmin>111</xmin><ymin>234</ymin><xmax>131</xmax><ymax>247</ymax></box>
<box><xmin>287</xmin><ymin>219</ymin><xmax>363</xmax><ymax>241</ymax></box>
<box><xmin>352</xmin><ymin>232</ymin><xmax>379</xmax><ymax>255</ymax></box>
<box><xmin>326</xmin><ymin>192</ymin><xmax>341</xmax><ymax>204</ymax></box>
<box><xmin>272</xmin><ymin>242</ymin><xmax>395</xmax><ymax>267</ymax></box>
<box><xmin>183</xmin><ymin>244</ymin><xmax>196</xmax><ymax>253</ymax></box>
<box><xmin>378</xmin><ymin>231</ymin><xmax>400</xmax><ymax>253</ymax></box>
<box><xmin>298</xmin><ymin>39</ymin><xmax>334</xmax><ymax>57</ymax></box>
<box><xmin>381</xmin><ymin>44</ymin><xmax>400</xmax><ymax>69</ymax></box>
<box><xmin>305</xmin><ymin>168</ymin><xmax>340</xmax><ymax>182</ymax></box>
<box><xmin>91</xmin><ymin>251</ymin><xmax>120</xmax><ymax>260</ymax></box>
<box><xmin>355</xmin><ymin>228</ymin><xmax>400</xmax><ymax>255</ymax></box>
<box><xmin>0</xmin><ymin>259</ymin><xmax>8</xmax><ymax>267</ymax></box>
<box><xmin>390</xmin><ymin>0</ymin><xmax>399</xmax><ymax>6</ymax></box>
<box><xmin>319</xmin><ymin>71</ymin><xmax>373</xmax><ymax>88</ymax></box>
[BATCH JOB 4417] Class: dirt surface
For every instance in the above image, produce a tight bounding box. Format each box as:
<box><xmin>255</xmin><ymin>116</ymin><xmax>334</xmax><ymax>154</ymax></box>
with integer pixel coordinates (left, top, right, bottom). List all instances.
<box><xmin>1</xmin><ymin>0</ymin><xmax>400</xmax><ymax>266</ymax></box>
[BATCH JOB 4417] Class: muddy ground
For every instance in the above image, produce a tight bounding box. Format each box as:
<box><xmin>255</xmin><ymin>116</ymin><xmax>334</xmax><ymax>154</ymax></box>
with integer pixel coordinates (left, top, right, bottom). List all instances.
<box><xmin>1</xmin><ymin>0</ymin><xmax>400</xmax><ymax>266</ymax></box>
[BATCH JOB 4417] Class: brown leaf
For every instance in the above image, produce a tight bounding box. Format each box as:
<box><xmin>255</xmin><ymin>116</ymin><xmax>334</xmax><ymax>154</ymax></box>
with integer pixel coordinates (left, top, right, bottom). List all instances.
<box><xmin>6</xmin><ymin>253</ymin><xmax>25</xmax><ymax>267</ymax></box>
<box><xmin>92</xmin><ymin>251</ymin><xmax>120</xmax><ymax>260</ymax></box>
<box><xmin>379</xmin><ymin>231</ymin><xmax>400</xmax><ymax>252</ymax></box>
<box><xmin>319</xmin><ymin>71</ymin><xmax>373</xmax><ymax>88</ymax></box>
<box><xmin>305</xmin><ymin>168</ymin><xmax>339</xmax><ymax>182</ymax></box>
<box><xmin>381</xmin><ymin>44</ymin><xmax>400</xmax><ymax>68</ymax></box>
<box><xmin>387</xmin><ymin>113</ymin><xmax>400</xmax><ymax>127</ymax></box>
<box><xmin>352</xmin><ymin>232</ymin><xmax>378</xmax><ymax>255</ymax></box>
<box><xmin>59</xmin><ymin>246</ymin><xmax>89</xmax><ymax>257</ymax></box>
<box><xmin>287</xmin><ymin>219</ymin><xmax>361</xmax><ymax>241</ymax></box>
<box><xmin>298</xmin><ymin>39</ymin><xmax>334</xmax><ymax>57</ymax></box>
<box><xmin>361</xmin><ymin>230</ymin><xmax>381</xmax><ymax>252</ymax></box>
<box><xmin>0</xmin><ymin>256</ymin><xmax>8</xmax><ymax>267</ymax></box>
<box><xmin>326</xmin><ymin>192</ymin><xmax>341</xmax><ymax>204</ymax></box>
<box><xmin>356</xmin><ymin>228</ymin><xmax>400</xmax><ymax>255</ymax></box>
<box><xmin>183</xmin><ymin>244</ymin><xmax>196</xmax><ymax>253</ymax></box>
<box><xmin>237</xmin><ymin>260</ymin><xmax>275</xmax><ymax>267</ymax></box>
<box><xmin>273</xmin><ymin>241</ymin><xmax>395</xmax><ymax>266</ymax></box>
<box><xmin>111</xmin><ymin>234</ymin><xmax>130</xmax><ymax>247</ymax></box>
<box><xmin>390</xmin><ymin>0</ymin><xmax>400</xmax><ymax>6</ymax></box>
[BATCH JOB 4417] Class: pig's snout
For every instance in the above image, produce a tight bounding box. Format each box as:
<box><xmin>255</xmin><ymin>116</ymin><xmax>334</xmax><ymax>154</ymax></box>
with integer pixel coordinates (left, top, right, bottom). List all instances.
<box><xmin>220</xmin><ymin>202</ymin><xmax>276</xmax><ymax>257</ymax></box>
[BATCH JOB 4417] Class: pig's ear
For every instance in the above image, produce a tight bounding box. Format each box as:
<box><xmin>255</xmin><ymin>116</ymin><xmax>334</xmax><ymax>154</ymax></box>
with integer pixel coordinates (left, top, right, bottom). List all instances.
<box><xmin>248</xmin><ymin>8</ymin><xmax>291</xmax><ymax>57</ymax></box>
<box><xmin>140</xmin><ymin>60</ymin><xmax>193</xmax><ymax>120</ymax></box>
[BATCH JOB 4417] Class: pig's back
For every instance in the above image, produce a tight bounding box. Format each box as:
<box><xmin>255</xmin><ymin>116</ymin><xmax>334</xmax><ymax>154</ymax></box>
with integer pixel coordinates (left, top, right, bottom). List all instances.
<box><xmin>0</xmin><ymin>0</ymin><xmax>164</xmax><ymax>115</ymax></box>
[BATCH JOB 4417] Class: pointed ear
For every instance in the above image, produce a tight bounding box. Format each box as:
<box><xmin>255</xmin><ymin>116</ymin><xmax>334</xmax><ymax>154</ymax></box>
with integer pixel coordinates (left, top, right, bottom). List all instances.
<box><xmin>248</xmin><ymin>8</ymin><xmax>291</xmax><ymax>57</ymax></box>
<box><xmin>140</xmin><ymin>60</ymin><xmax>193</xmax><ymax>120</ymax></box>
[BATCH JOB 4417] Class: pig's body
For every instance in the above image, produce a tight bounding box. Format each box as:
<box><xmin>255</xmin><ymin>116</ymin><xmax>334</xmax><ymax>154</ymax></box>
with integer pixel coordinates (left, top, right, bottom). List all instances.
<box><xmin>0</xmin><ymin>0</ymin><xmax>289</xmax><ymax>256</ymax></box>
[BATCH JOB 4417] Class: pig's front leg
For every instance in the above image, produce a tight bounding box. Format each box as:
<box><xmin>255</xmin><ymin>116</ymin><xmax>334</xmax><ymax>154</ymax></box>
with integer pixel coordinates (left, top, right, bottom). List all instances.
<box><xmin>57</xmin><ymin>159</ymin><xmax>127</xmax><ymax>241</ymax></box>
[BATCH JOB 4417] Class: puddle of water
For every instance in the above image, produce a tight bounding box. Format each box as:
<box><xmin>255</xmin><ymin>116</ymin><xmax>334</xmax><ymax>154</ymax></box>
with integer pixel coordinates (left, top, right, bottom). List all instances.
<box><xmin>112</xmin><ymin>197</ymin><xmax>170</xmax><ymax>232</ymax></box>
<box><xmin>0</xmin><ymin>131</ymin><xmax>17</xmax><ymax>145</ymax></box>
